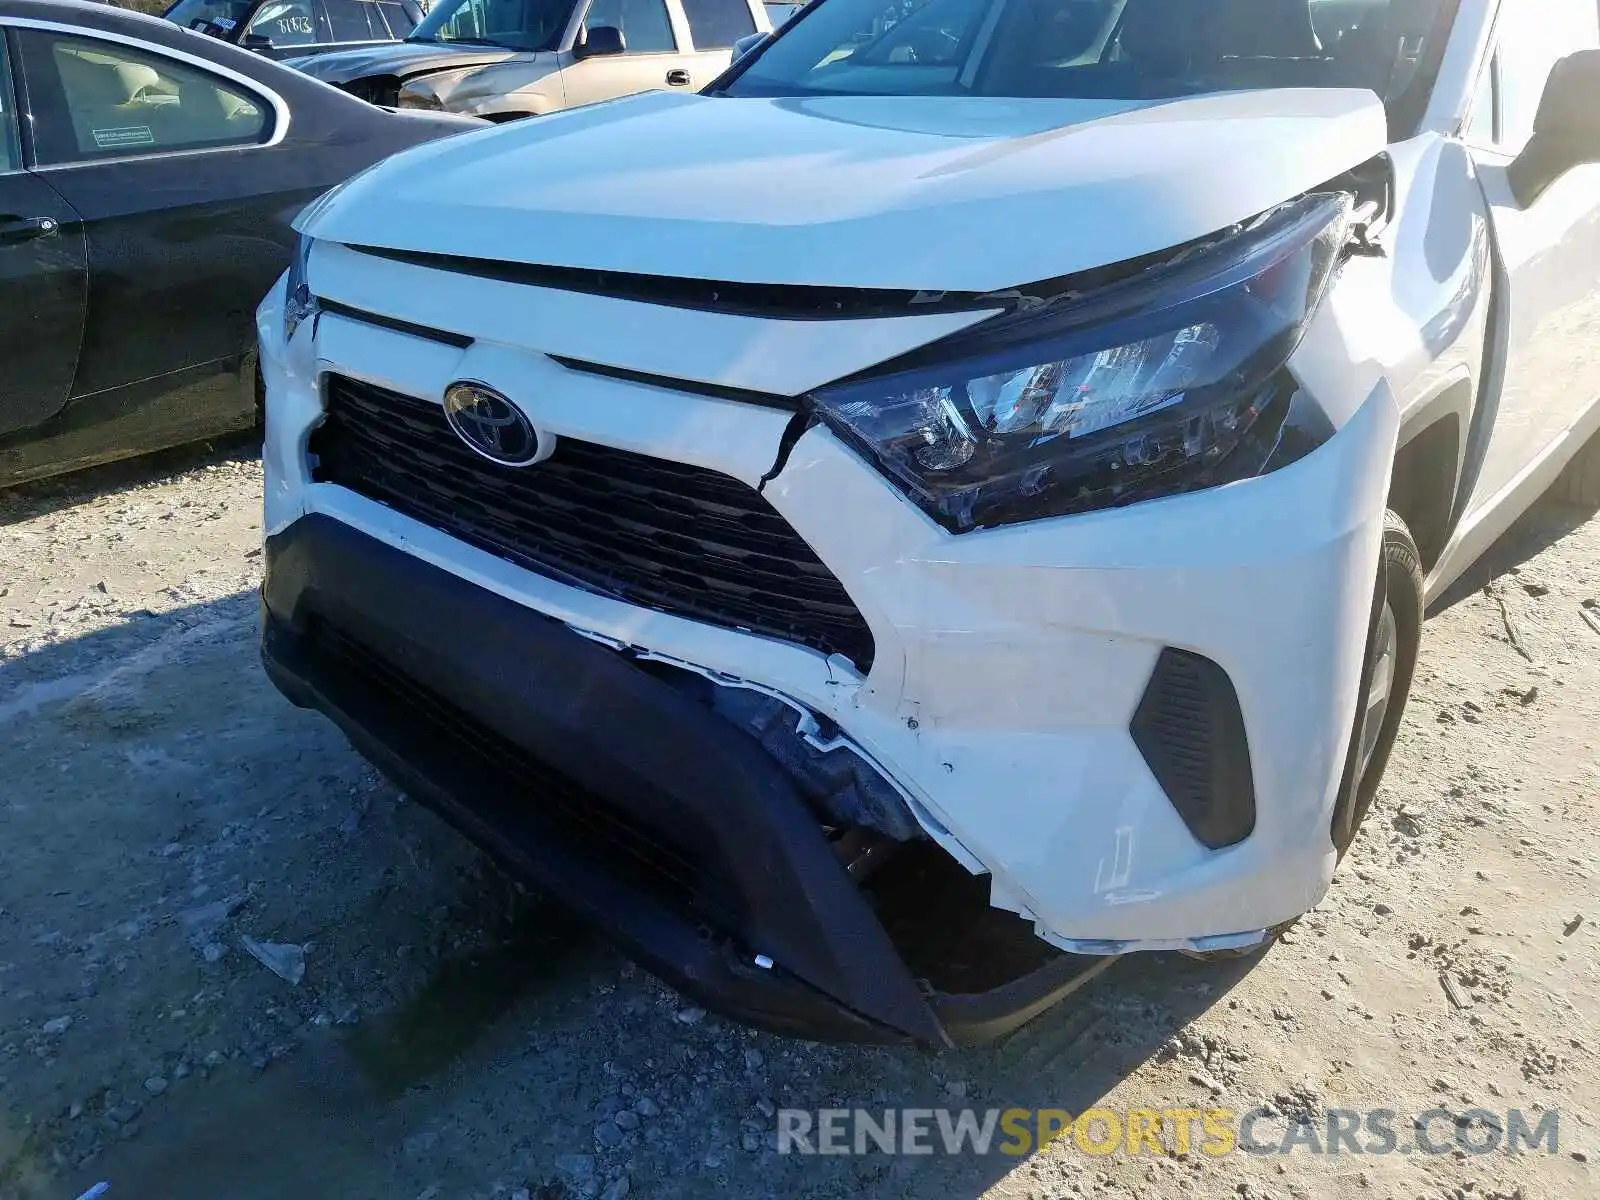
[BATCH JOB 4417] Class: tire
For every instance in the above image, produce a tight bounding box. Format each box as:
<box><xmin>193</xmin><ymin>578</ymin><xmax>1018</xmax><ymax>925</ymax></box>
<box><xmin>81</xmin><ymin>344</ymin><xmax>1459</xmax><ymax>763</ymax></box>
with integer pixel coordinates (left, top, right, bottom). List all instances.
<box><xmin>1186</xmin><ymin>510</ymin><xmax>1424</xmax><ymax>961</ymax></box>
<box><xmin>1331</xmin><ymin>510</ymin><xmax>1424</xmax><ymax>857</ymax></box>
<box><xmin>1560</xmin><ymin>430</ymin><xmax>1600</xmax><ymax>507</ymax></box>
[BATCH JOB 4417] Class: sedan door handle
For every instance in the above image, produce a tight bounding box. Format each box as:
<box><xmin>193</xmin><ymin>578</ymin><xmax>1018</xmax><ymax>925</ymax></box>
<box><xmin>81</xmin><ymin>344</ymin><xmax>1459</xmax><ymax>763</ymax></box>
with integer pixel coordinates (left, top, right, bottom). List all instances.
<box><xmin>0</xmin><ymin>215</ymin><xmax>61</xmax><ymax>245</ymax></box>
<box><xmin>665</xmin><ymin>68</ymin><xmax>691</xmax><ymax>86</ymax></box>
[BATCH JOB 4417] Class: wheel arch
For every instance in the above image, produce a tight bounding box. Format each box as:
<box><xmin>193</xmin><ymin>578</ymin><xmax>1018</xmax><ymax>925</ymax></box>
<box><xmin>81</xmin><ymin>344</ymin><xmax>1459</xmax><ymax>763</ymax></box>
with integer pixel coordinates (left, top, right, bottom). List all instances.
<box><xmin>1388</xmin><ymin>371</ymin><xmax>1474</xmax><ymax>571</ymax></box>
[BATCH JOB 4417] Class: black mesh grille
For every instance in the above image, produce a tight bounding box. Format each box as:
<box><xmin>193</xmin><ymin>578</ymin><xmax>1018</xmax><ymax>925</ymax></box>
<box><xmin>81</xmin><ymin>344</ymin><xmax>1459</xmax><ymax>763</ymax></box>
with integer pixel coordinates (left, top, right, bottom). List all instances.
<box><xmin>308</xmin><ymin>376</ymin><xmax>876</xmax><ymax>671</ymax></box>
<box><xmin>305</xmin><ymin>619</ymin><xmax>742</xmax><ymax>927</ymax></box>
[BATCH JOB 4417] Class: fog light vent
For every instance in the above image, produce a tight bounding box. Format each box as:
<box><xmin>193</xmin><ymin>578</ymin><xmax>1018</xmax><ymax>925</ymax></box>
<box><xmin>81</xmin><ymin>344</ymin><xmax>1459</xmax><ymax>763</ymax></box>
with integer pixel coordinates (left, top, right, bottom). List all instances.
<box><xmin>1131</xmin><ymin>648</ymin><xmax>1256</xmax><ymax>849</ymax></box>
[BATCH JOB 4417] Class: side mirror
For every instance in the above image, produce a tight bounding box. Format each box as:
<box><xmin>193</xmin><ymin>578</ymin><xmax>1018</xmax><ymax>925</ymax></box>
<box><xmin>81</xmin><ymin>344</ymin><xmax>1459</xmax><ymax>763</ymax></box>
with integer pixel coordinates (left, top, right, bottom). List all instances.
<box><xmin>1509</xmin><ymin>48</ymin><xmax>1600</xmax><ymax>207</ymax></box>
<box><xmin>574</xmin><ymin>25</ymin><xmax>626</xmax><ymax>59</ymax></box>
<box><xmin>241</xmin><ymin>32</ymin><xmax>275</xmax><ymax>49</ymax></box>
<box><xmin>732</xmin><ymin>31</ymin><xmax>767</xmax><ymax>60</ymax></box>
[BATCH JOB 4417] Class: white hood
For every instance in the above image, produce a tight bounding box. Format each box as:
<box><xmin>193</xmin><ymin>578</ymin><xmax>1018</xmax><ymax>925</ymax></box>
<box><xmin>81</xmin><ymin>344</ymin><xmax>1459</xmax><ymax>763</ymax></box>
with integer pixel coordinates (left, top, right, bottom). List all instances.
<box><xmin>305</xmin><ymin>88</ymin><xmax>1388</xmax><ymax>293</ymax></box>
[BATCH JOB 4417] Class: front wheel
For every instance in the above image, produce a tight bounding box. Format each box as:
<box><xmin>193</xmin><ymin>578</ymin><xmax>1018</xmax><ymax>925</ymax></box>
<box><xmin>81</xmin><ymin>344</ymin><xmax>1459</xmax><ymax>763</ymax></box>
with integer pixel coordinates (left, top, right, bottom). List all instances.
<box><xmin>1185</xmin><ymin>511</ymin><xmax>1424</xmax><ymax>961</ymax></box>
<box><xmin>1331</xmin><ymin>510</ymin><xmax>1424</xmax><ymax>857</ymax></box>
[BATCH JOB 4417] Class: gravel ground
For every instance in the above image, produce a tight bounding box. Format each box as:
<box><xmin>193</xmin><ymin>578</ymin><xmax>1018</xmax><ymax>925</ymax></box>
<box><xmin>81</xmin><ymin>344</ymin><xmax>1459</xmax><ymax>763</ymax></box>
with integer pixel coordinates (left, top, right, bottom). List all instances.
<box><xmin>1</xmin><ymin>441</ymin><xmax>1597</xmax><ymax>1200</ymax></box>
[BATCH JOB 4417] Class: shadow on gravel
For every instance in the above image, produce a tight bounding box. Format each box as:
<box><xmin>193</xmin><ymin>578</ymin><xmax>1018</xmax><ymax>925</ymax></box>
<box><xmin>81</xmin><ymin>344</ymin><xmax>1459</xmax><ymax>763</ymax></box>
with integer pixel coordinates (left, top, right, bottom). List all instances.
<box><xmin>882</xmin><ymin>951</ymin><xmax>1262</xmax><ymax>1200</ymax></box>
<box><xmin>1430</xmin><ymin>493</ymin><xmax>1600</xmax><ymax>613</ymax></box>
<box><xmin>0</xmin><ymin>595</ymin><xmax>600</xmax><ymax>1200</ymax></box>
<box><xmin>0</xmin><ymin>436</ymin><xmax>261</xmax><ymax>527</ymax></box>
<box><xmin>345</xmin><ymin>900</ymin><xmax>590</xmax><ymax>1101</ymax></box>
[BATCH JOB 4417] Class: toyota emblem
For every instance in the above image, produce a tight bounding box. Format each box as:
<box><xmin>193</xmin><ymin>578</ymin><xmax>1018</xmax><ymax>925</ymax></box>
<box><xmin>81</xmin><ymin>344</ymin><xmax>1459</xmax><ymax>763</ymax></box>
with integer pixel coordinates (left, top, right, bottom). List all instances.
<box><xmin>442</xmin><ymin>382</ymin><xmax>545</xmax><ymax>467</ymax></box>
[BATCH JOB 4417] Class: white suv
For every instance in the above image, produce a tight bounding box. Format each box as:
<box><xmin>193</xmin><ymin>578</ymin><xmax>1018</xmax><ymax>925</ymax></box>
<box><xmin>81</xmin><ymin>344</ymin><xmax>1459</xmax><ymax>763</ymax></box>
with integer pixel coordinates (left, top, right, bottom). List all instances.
<box><xmin>257</xmin><ymin>0</ymin><xmax>1600</xmax><ymax>1045</ymax></box>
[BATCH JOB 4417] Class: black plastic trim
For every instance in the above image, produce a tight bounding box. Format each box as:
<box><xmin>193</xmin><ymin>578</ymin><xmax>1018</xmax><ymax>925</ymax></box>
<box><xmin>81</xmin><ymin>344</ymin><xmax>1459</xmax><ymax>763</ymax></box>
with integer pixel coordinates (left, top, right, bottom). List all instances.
<box><xmin>261</xmin><ymin>514</ymin><xmax>942</xmax><ymax>1044</ymax></box>
<box><xmin>1131</xmin><ymin>648</ymin><xmax>1257</xmax><ymax>850</ymax></box>
<box><xmin>318</xmin><ymin>298</ymin><xmax>474</xmax><ymax>348</ymax></box>
<box><xmin>548</xmin><ymin>354</ymin><xmax>800</xmax><ymax>410</ymax></box>
<box><xmin>347</xmin><ymin>243</ymin><xmax>1000</xmax><ymax>320</ymax></box>
<box><xmin>935</xmin><ymin>952</ymin><xmax>1118</xmax><ymax>1045</ymax></box>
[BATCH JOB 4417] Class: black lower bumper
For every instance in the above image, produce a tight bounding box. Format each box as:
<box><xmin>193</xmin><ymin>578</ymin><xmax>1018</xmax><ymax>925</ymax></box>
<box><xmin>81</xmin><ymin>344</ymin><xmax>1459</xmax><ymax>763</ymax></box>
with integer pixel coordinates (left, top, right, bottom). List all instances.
<box><xmin>260</xmin><ymin>515</ymin><xmax>1113</xmax><ymax>1045</ymax></box>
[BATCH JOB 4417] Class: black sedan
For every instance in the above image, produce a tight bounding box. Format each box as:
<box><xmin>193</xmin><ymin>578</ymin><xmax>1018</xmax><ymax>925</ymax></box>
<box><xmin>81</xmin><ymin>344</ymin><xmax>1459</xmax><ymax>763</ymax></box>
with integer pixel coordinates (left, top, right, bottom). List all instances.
<box><xmin>0</xmin><ymin>0</ymin><xmax>480</xmax><ymax>487</ymax></box>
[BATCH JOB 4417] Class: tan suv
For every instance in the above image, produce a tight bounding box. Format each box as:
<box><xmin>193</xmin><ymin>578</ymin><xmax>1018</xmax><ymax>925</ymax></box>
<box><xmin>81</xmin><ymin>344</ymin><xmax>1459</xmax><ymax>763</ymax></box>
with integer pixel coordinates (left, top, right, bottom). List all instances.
<box><xmin>289</xmin><ymin>0</ymin><xmax>772</xmax><ymax>118</ymax></box>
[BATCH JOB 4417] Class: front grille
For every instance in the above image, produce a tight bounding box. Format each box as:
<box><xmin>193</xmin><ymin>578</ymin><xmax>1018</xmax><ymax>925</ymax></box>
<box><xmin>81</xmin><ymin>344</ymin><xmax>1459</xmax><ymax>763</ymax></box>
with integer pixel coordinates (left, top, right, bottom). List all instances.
<box><xmin>307</xmin><ymin>618</ymin><xmax>742</xmax><ymax>926</ymax></box>
<box><xmin>309</xmin><ymin>375</ymin><xmax>876</xmax><ymax>671</ymax></box>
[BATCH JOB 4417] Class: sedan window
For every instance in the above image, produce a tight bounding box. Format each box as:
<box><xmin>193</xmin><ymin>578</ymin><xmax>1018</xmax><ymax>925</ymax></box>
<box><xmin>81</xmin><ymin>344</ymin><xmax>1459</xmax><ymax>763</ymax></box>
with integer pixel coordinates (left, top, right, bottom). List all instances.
<box><xmin>18</xmin><ymin>32</ymin><xmax>272</xmax><ymax>165</ymax></box>
<box><xmin>0</xmin><ymin>41</ymin><xmax>18</xmax><ymax>171</ymax></box>
<box><xmin>164</xmin><ymin>0</ymin><xmax>256</xmax><ymax>32</ymax></box>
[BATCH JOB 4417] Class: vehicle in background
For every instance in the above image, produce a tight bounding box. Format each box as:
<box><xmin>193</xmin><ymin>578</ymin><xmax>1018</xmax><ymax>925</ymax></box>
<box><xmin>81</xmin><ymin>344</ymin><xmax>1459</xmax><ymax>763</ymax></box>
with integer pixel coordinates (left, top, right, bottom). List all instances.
<box><xmin>258</xmin><ymin>0</ymin><xmax>1600</xmax><ymax>1046</ymax></box>
<box><xmin>288</xmin><ymin>0</ymin><xmax>770</xmax><ymax>119</ymax></box>
<box><xmin>0</xmin><ymin>0</ymin><xmax>482</xmax><ymax>488</ymax></box>
<box><xmin>164</xmin><ymin>0</ymin><xmax>424</xmax><ymax>60</ymax></box>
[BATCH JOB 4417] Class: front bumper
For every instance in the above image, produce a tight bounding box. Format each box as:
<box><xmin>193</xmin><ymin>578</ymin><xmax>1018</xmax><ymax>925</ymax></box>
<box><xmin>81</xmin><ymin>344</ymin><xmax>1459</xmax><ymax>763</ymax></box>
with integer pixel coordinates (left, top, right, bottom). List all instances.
<box><xmin>258</xmin><ymin>240</ymin><xmax>1402</xmax><ymax>956</ymax></box>
<box><xmin>261</xmin><ymin>514</ymin><xmax>1114</xmax><ymax>1045</ymax></box>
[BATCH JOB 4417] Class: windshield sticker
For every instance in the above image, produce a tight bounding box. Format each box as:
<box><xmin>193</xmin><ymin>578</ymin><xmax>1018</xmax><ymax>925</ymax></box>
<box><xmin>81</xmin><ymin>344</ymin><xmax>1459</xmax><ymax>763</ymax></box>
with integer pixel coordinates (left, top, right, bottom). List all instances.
<box><xmin>91</xmin><ymin>126</ymin><xmax>157</xmax><ymax>150</ymax></box>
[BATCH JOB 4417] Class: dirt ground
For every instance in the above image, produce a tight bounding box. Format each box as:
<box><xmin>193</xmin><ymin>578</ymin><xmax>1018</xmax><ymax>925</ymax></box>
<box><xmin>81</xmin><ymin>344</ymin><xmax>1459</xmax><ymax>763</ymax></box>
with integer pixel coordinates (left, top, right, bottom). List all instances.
<box><xmin>1</xmin><ymin>440</ymin><xmax>1596</xmax><ymax>1200</ymax></box>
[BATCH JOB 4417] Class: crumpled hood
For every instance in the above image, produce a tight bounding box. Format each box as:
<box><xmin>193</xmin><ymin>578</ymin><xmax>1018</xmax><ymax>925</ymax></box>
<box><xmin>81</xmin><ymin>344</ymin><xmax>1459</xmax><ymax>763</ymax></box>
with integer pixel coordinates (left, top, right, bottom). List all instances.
<box><xmin>287</xmin><ymin>40</ymin><xmax>517</xmax><ymax>83</ymax></box>
<box><xmin>303</xmin><ymin>88</ymin><xmax>1389</xmax><ymax>293</ymax></box>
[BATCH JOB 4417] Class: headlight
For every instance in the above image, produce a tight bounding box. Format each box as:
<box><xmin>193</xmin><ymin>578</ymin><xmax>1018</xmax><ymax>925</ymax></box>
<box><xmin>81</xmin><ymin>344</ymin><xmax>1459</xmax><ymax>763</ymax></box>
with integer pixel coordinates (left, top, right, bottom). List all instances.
<box><xmin>811</xmin><ymin>193</ymin><xmax>1353</xmax><ymax>533</ymax></box>
<box><xmin>282</xmin><ymin>231</ymin><xmax>317</xmax><ymax>342</ymax></box>
<box><xmin>397</xmin><ymin>81</ymin><xmax>446</xmax><ymax>111</ymax></box>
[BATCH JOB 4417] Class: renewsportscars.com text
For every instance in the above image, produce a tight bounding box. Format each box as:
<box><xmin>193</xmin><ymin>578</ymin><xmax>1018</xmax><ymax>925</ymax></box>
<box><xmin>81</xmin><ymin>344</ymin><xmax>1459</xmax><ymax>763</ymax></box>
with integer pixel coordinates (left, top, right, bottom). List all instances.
<box><xmin>775</xmin><ymin>1107</ymin><xmax>1562</xmax><ymax>1158</ymax></box>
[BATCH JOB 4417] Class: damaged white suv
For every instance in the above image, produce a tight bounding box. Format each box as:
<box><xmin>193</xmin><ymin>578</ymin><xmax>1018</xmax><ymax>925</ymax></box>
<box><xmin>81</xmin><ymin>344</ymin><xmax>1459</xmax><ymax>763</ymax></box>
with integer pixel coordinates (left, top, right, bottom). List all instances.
<box><xmin>257</xmin><ymin>0</ymin><xmax>1600</xmax><ymax>1045</ymax></box>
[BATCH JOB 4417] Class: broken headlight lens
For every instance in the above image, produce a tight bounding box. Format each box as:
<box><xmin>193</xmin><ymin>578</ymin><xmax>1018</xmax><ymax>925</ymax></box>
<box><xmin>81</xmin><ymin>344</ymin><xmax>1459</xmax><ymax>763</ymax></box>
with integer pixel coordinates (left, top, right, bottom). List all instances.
<box><xmin>810</xmin><ymin>193</ymin><xmax>1353</xmax><ymax>533</ymax></box>
<box><xmin>397</xmin><ymin>81</ymin><xmax>446</xmax><ymax>111</ymax></box>
<box><xmin>282</xmin><ymin>232</ymin><xmax>317</xmax><ymax>343</ymax></box>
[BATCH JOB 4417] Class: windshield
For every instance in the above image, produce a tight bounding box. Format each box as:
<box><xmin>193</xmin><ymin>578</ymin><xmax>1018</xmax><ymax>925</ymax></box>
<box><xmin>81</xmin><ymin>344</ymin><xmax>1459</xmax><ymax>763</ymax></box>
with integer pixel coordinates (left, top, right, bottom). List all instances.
<box><xmin>409</xmin><ymin>0</ymin><xmax>577</xmax><ymax>49</ymax></box>
<box><xmin>164</xmin><ymin>0</ymin><xmax>255</xmax><ymax>31</ymax></box>
<box><xmin>722</xmin><ymin>0</ymin><xmax>1455</xmax><ymax>113</ymax></box>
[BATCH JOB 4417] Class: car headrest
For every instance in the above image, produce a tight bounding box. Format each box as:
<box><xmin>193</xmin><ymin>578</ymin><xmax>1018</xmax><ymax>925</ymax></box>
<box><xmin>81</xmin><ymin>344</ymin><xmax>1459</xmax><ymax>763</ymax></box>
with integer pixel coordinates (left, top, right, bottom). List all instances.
<box><xmin>54</xmin><ymin>48</ymin><xmax>130</xmax><ymax>109</ymax></box>
<box><xmin>1121</xmin><ymin>0</ymin><xmax>1323</xmax><ymax>72</ymax></box>
<box><xmin>55</xmin><ymin>48</ymin><xmax>172</xmax><ymax>108</ymax></box>
<box><xmin>112</xmin><ymin>62</ymin><xmax>164</xmax><ymax>101</ymax></box>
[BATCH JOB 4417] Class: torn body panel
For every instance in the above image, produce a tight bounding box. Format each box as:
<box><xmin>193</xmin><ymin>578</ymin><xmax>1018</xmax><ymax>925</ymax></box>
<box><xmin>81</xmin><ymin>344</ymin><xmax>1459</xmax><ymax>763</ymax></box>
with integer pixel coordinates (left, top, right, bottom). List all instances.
<box><xmin>260</xmin><ymin>513</ymin><xmax>1115</xmax><ymax>1045</ymax></box>
<box><xmin>605</xmin><ymin>644</ymin><xmax>927</xmax><ymax>843</ymax></box>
